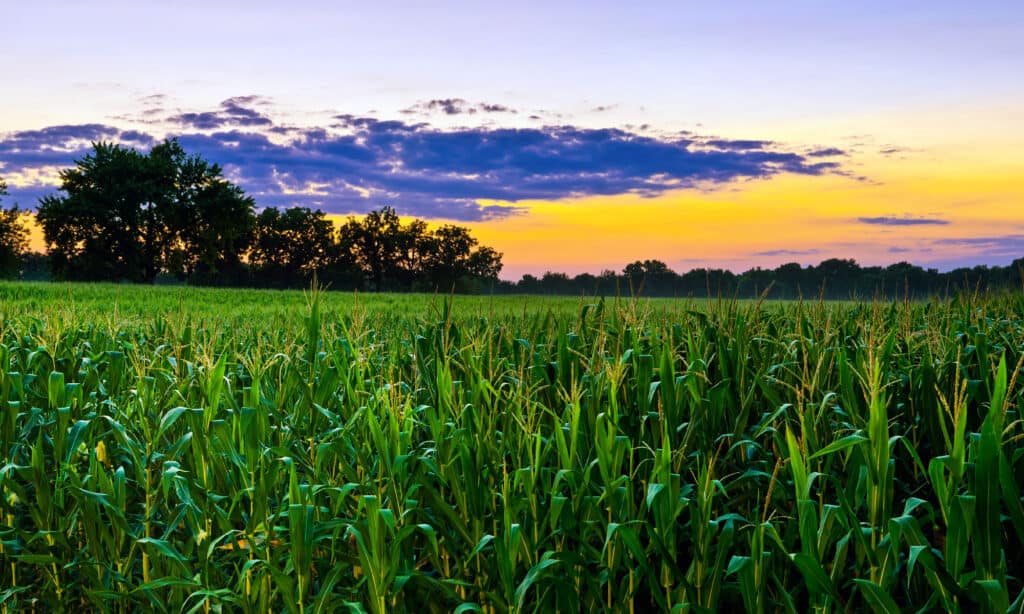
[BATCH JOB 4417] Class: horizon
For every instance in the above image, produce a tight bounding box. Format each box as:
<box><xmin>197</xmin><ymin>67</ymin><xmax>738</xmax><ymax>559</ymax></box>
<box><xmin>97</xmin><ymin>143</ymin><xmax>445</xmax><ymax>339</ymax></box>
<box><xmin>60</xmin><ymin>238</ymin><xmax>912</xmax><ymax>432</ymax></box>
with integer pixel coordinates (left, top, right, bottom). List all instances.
<box><xmin>3</xmin><ymin>1</ymin><xmax>1022</xmax><ymax>279</ymax></box>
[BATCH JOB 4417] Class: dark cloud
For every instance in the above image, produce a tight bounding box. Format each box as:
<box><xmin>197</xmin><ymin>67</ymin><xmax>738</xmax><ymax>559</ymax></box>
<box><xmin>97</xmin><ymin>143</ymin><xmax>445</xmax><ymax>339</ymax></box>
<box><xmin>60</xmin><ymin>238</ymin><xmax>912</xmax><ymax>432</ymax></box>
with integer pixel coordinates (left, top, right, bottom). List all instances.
<box><xmin>402</xmin><ymin>99</ymin><xmax>517</xmax><ymax>116</ymax></box>
<box><xmin>753</xmin><ymin>248</ymin><xmax>820</xmax><ymax>257</ymax></box>
<box><xmin>222</xmin><ymin>95</ymin><xmax>270</xmax><ymax>107</ymax></box>
<box><xmin>859</xmin><ymin>216</ymin><xmax>950</xmax><ymax>226</ymax></box>
<box><xmin>0</xmin><ymin>124</ymin><xmax>152</xmax><ymax>168</ymax></box>
<box><xmin>168</xmin><ymin>97</ymin><xmax>273</xmax><ymax>129</ymax></box>
<box><xmin>479</xmin><ymin>102</ymin><xmax>514</xmax><ymax>113</ymax></box>
<box><xmin>704</xmin><ymin>139</ymin><xmax>772</xmax><ymax>150</ymax></box>
<box><xmin>807</xmin><ymin>147</ymin><xmax>846</xmax><ymax>157</ymax></box>
<box><xmin>1</xmin><ymin>105</ymin><xmax>849</xmax><ymax>222</ymax></box>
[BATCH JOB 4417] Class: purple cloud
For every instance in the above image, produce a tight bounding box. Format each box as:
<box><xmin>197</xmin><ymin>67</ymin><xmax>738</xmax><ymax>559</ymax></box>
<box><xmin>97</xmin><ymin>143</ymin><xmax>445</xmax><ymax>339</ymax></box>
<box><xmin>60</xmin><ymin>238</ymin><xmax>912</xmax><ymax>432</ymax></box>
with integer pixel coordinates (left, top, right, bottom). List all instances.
<box><xmin>1</xmin><ymin>102</ymin><xmax>850</xmax><ymax>222</ymax></box>
<box><xmin>401</xmin><ymin>99</ymin><xmax>517</xmax><ymax>116</ymax></box>
<box><xmin>168</xmin><ymin>97</ymin><xmax>273</xmax><ymax>129</ymax></box>
<box><xmin>753</xmin><ymin>248</ymin><xmax>820</xmax><ymax>257</ymax></box>
<box><xmin>859</xmin><ymin>216</ymin><xmax>950</xmax><ymax>226</ymax></box>
<box><xmin>807</xmin><ymin>147</ymin><xmax>846</xmax><ymax>157</ymax></box>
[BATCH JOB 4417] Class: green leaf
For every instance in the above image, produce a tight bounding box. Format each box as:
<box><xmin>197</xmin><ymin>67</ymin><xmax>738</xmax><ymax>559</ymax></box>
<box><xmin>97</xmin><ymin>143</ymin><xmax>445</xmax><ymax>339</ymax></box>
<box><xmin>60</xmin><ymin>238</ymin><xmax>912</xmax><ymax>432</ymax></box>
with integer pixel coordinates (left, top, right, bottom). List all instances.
<box><xmin>854</xmin><ymin>578</ymin><xmax>900</xmax><ymax>613</ymax></box>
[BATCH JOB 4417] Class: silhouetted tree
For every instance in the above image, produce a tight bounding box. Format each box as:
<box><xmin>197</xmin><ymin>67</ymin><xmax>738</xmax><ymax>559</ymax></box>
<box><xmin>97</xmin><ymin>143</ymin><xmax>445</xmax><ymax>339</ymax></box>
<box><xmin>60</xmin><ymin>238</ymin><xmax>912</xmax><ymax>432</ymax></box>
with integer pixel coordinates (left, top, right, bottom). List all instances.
<box><xmin>37</xmin><ymin>140</ymin><xmax>255</xmax><ymax>283</ymax></box>
<box><xmin>540</xmin><ymin>271</ymin><xmax>571</xmax><ymax>294</ymax></box>
<box><xmin>0</xmin><ymin>178</ymin><xmax>30</xmax><ymax>279</ymax></box>
<box><xmin>518</xmin><ymin>274</ymin><xmax>541</xmax><ymax>294</ymax></box>
<box><xmin>774</xmin><ymin>262</ymin><xmax>805</xmax><ymax>297</ymax></box>
<box><xmin>420</xmin><ymin>225</ymin><xmax>503</xmax><ymax>291</ymax></box>
<box><xmin>249</xmin><ymin>207</ymin><xmax>337</xmax><ymax>287</ymax></box>
<box><xmin>466</xmin><ymin>246</ymin><xmax>503</xmax><ymax>280</ymax></box>
<box><xmin>335</xmin><ymin>207</ymin><xmax>502</xmax><ymax>292</ymax></box>
<box><xmin>814</xmin><ymin>258</ymin><xmax>861</xmax><ymax>297</ymax></box>
<box><xmin>338</xmin><ymin>206</ymin><xmax>407</xmax><ymax>291</ymax></box>
<box><xmin>623</xmin><ymin>259</ymin><xmax>674</xmax><ymax>294</ymax></box>
<box><xmin>156</xmin><ymin>141</ymin><xmax>257</xmax><ymax>284</ymax></box>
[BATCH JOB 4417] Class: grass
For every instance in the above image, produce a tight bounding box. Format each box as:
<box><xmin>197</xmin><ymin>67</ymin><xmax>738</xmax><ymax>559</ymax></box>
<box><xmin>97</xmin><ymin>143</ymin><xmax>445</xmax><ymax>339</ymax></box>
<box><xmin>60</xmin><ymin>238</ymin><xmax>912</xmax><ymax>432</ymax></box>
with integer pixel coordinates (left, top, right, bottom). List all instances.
<box><xmin>0</xmin><ymin>281</ymin><xmax>1022</xmax><ymax>612</ymax></box>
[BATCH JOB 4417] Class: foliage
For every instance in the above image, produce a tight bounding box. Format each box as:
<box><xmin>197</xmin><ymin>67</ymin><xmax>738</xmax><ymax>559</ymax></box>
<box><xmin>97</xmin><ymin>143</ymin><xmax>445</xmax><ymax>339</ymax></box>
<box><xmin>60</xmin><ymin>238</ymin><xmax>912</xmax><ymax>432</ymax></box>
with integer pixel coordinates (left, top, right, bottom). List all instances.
<box><xmin>33</xmin><ymin>141</ymin><xmax>504</xmax><ymax>291</ymax></box>
<box><xmin>1</xmin><ymin>282</ymin><xmax>1023</xmax><ymax>612</ymax></box>
<box><xmin>496</xmin><ymin>257</ymin><xmax>1024</xmax><ymax>299</ymax></box>
<box><xmin>0</xmin><ymin>179</ymin><xmax>30</xmax><ymax>279</ymax></box>
<box><xmin>36</xmin><ymin>140</ymin><xmax>255</xmax><ymax>284</ymax></box>
<box><xmin>337</xmin><ymin>206</ymin><xmax>502</xmax><ymax>292</ymax></box>
<box><xmin>249</xmin><ymin>207</ymin><xmax>343</xmax><ymax>288</ymax></box>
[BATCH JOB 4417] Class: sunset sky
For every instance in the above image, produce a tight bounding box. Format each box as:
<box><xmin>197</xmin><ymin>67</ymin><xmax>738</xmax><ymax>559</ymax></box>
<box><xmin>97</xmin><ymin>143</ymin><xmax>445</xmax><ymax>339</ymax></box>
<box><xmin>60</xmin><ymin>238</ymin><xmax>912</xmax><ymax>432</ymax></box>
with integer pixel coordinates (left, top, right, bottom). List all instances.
<box><xmin>2</xmin><ymin>1</ymin><xmax>1022</xmax><ymax>279</ymax></box>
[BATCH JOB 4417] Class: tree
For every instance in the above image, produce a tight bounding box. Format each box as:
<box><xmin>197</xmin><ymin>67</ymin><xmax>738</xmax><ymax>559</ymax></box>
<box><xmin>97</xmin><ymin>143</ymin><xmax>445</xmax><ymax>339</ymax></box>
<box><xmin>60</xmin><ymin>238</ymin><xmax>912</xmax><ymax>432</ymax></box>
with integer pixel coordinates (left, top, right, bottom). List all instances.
<box><xmin>0</xmin><ymin>178</ymin><xmax>30</xmax><ymax>279</ymax></box>
<box><xmin>421</xmin><ymin>225</ymin><xmax>503</xmax><ymax>291</ymax></box>
<box><xmin>540</xmin><ymin>271</ymin><xmax>571</xmax><ymax>294</ymax></box>
<box><xmin>337</xmin><ymin>207</ymin><xmax>503</xmax><ymax>292</ymax></box>
<box><xmin>249</xmin><ymin>207</ymin><xmax>338</xmax><ymax>287</ymax></box>
<box><xmin>338</xmin><ymin>206</ymin><xmax>408</xmax><ymax>291</ymax></box>
<box><xmin>814</xmin><ymin>258</ymin><xmax>860</xmax><ymax>297</ymax></box>
<box><xmin>623</xmin><ymin>259</ymin><xmax>674</xmax><ymax>295</ymax></box>
<box><xmin>774</xmin><ymin>262</ymin><xmax>805</xmax><ymax>298</ymax></box>
<box><xmin>37</xmin><ymin>139</ymin><xmax>255</xmax><ymax>283</ymax></box>
<box><xmin>155</xmin><ymin>141</ymin><xmax>256</xmax><ymax>284</ymax></box>
<box><xmin>466</xmin><ymin>245</ymin><xmax>502</xmax><ymax>280</ymax></box>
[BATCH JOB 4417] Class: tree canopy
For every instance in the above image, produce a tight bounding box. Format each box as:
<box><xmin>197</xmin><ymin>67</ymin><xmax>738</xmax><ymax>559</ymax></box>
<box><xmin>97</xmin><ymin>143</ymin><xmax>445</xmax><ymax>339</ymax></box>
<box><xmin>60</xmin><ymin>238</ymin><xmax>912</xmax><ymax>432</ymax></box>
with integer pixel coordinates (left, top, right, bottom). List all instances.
<box><xmin>37</xmin><ymin>140</ymin><xmax>255</xmax><ymax>284</ymax></box>
<box><xmin>33</xmin><ymin>140</ymin><xmax>504</xmax><ymax>291</ymax></box>
<box><xmin>0</xmin><ymin>177</ymin><xmax>30</xmax><ymax>279</ymax></box>
<box><xmin>20</xmin><ymin>139</ymin><xmax>1024</xmax><ymax>297</ymax></box>
<box><xmin>338</xmin><ymin>208</ymin><xmax>502</xmax><ymax>292</ymax></box>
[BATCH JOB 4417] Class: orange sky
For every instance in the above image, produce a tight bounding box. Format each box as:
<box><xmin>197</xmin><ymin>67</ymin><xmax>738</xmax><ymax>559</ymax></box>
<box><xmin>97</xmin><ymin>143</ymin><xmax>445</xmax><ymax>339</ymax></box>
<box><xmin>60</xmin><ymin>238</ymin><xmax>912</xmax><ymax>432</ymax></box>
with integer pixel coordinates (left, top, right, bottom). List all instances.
<box><xmin>15</xmin><ymin>99</ymin><xmax>1023</xmax><ymax>280</ymax></box>
<box><xmin>21</xmin><ymin>141</ymin><xmax>1023</xmax><ymax>279</ymax></box>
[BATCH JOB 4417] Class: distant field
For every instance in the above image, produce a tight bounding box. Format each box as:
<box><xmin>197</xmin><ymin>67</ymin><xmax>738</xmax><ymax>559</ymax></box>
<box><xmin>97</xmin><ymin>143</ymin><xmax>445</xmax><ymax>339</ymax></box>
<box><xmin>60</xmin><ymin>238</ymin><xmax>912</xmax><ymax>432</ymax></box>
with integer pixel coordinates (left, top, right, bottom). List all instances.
<box><xmin>0</xmin><ymin>282</ymin><xmax>1022</xmax><ymax>612</ymax></box>
<box><xmin>0</xmin><ymin>281</ymin><xmax>750</xmax><ymax>319</ymax></box>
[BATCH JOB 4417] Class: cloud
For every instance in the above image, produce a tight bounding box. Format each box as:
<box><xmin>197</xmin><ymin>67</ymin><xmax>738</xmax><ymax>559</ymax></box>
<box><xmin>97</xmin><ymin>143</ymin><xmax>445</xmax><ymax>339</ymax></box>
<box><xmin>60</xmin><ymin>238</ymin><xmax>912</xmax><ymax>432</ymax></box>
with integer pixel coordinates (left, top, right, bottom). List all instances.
<box><xmin>704</xmin><ymin>139</ymin><xmax>771</xmax><ymax>150</ymax></box>
<box><xmin>0</xmin><ymin>102</ymin><xmax>850</xmax><ymax>222</ymax></box>
<box><xmin>479</xmin><ymin>102</ymin><xmax>514</xmax><ymax>113</ymax></box>
<box><xmin>168</xmin><ymin>97</ymin><xmax>273</xmax><ymax>129</ymax></box>
<box><xmin>0</xmin><ymin>124</ymin><xmax>154</xmax><ymax>169</ymax></box>
<box><xmin>807</xmin><ymin>147</ymin><xmax>846</xmax><ymax>157</ymax></box>
<box><xmin>924</xmin><ymin>235</ymin><xmax>1024</xmax><ymax>269</ymax></box>
<box><xmin>753</xmin><ymin>248</ymin><xmax>820</xmax><ymax>257</ymax></box>
<box><xmin>401</xmin><ymin>98</ymin><xmax>517</xmax><ymax>116</ymax></box>
<box><xmin>932</xmin><ymin>235</ymin><xmax>1024</xmax><ymax>253</ymax></box>
<box><xmin>858</xmin><ymin>215</ymin><xmax>950</xmax><ymax>226</ymax></box>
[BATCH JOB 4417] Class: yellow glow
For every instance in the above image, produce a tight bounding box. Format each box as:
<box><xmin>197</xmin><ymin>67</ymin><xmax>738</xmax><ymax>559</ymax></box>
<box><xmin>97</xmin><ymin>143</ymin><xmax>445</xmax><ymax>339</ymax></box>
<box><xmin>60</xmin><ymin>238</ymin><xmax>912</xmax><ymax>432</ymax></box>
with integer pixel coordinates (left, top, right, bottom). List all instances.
<box><xmin>464</xmin><ymin>146</ymin><xmax>1024</xmax><ymax>277</ymax></box>
<box><xmin>18</xmin><ymin>112</ymin><xmax>1024</xmax><ymax>280</ymax></box>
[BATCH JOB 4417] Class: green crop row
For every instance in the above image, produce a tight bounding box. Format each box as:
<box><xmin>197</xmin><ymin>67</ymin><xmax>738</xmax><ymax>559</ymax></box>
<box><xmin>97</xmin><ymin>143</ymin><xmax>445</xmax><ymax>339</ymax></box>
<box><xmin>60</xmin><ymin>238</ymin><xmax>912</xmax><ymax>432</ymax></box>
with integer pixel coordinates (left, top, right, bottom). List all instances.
<box><xmin>1</xmin><ymin>282</ymin><xmax>1022</xmax><ymax>612</ymax></box>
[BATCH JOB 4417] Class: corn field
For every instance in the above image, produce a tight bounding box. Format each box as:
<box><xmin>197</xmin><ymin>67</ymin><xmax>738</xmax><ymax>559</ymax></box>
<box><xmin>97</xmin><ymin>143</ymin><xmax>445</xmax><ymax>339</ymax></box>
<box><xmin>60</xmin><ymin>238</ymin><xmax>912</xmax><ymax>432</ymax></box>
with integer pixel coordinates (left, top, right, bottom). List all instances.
<box><xmin>1</xmin><ymin>282</ymin><xmax>1023</xmax><ymax>613</ymax></box>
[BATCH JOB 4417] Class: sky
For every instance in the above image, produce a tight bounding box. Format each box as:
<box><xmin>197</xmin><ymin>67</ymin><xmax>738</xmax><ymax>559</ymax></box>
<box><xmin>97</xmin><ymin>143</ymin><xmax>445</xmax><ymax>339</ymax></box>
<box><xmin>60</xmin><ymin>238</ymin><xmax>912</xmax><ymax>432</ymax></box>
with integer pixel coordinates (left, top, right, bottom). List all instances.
<box><xmin>2</xmin><ymin>0</ymin><xmax>1023</xmax><ymax>278</ymax></box>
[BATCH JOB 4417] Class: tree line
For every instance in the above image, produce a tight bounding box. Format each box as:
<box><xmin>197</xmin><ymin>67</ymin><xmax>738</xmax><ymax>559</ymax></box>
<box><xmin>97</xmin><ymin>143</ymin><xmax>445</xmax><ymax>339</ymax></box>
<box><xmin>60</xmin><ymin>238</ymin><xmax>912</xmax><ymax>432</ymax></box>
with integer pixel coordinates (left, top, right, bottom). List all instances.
<box><xmin>498</xmin><ymin>257</ymin><xmax>1024</xmax><ymax>299</ymax></box>
<box><xmin>1</xmin><ymin>139</ymin><xmax>1022</xmax><ymax>297</ymax></box>
<box><xmin>1</xmin><ymin>140</ymin><xmax>502</xmax><ymax>291</ymax></box>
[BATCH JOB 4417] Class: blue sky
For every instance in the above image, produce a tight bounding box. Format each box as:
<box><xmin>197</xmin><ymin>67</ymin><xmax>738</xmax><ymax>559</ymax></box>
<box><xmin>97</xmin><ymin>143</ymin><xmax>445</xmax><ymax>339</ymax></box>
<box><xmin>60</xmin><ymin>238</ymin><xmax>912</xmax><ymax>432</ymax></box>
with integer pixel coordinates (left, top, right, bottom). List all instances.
<box><xmin>5</xmin><ymin>1</ymin><xmax>1020</xmax><ymax>133</ymax></box>
<box><xmin>2</xmin><ymin>1</ymin><xmax>1023</xmax><ymax>276</ymax></box>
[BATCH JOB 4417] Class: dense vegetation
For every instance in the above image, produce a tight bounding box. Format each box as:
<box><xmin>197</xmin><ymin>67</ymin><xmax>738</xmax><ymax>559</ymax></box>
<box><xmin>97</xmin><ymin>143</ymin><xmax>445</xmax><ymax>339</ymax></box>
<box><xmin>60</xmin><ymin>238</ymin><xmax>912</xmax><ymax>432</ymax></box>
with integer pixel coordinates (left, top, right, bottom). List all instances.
<box><xmin>510</xmin><ymin>257</ymin><xmax>1024</xmax><ymax>300</ymax></box>
<box><xmin>0</xmin><ymin>179</ymin><xmax>30</xmax><ymax>280</ymax></box>
<box><xmin>15</xmin><ymin>141</ymin><xmax>502</xmax><ymax>291</ymax></box>
<box><xmin>4</xmin><ymin>144</ymin><xmax>1023</xmax><ymax>297</ymax></box>
<box><xmin>1</xmin><ymin>282</ymin><xmax>1023</xmax><ymax>612</ymax></box>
